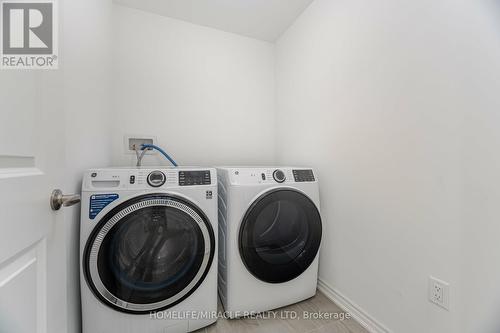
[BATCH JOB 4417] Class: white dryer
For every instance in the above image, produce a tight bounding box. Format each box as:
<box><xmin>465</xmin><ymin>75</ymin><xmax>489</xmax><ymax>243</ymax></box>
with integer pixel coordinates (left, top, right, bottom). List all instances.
<box><xmin>80</xmin><ymin>167</ymin><xmax>217</xmax><ymax>333</ymax></box>
<box><xmin>217</xmin><ymin>167</ymin><xmax>322</xmax><ymax>318</ymax></box>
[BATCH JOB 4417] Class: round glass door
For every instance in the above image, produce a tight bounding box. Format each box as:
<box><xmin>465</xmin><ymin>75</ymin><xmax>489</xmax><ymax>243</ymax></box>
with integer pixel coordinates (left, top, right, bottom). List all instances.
<box><xmin>83</xmin><ymin>194</ymin><xmax>215</xmax><ymax>314</ymax></box>
<box><xmin>239</xmin><ymin>189</ymin><xmax>322</xmax><ymax>283</ymax></box>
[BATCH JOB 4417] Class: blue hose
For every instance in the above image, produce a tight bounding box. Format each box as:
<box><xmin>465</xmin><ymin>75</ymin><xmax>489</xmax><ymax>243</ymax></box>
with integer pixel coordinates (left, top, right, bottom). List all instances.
<box><xmin>141</xmin><ymin>144</ymin><xmax>178</xmax><ymax>167</ymax></box>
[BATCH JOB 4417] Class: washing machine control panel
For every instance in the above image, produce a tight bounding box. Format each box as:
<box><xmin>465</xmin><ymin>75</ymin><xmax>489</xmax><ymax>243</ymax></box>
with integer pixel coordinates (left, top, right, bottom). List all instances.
<box><xmin>83</xmin><ymin>168</ymin><xmax>216</xmax><ymax>191</ymax></box>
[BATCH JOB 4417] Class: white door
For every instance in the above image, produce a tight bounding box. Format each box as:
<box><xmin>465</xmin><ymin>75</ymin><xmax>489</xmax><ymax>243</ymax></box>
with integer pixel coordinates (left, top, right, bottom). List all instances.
<box><xmin>0</xmin><ymin>70</ymin><xmax>69</xmax><ymax>332</ymax></box>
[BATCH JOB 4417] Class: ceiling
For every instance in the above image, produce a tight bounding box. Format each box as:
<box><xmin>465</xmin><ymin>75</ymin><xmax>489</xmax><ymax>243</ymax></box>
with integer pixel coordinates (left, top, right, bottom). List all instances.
<box><xmin>112</xmin><ymin>0</ymin><xmax>314</xmax><ymax>42</ymax></box>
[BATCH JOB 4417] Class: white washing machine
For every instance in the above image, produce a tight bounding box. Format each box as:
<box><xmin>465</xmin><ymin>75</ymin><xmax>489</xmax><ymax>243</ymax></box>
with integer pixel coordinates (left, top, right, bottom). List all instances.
<box><xmin>80</xmin><ymin>167</ymin><xmax>218</xmax><ymax>333</ymax></box>
<box><xmin>217</xmin><ymin>167</ymin><xmax>322</xmax><ymax>318</ymax></box>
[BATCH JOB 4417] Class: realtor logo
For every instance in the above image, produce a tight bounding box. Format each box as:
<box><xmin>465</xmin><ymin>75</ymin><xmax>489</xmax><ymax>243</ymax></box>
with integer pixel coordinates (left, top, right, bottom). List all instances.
<box><xmin>1</xmin><ymin>0</ymin><xmax>58</xmax><ymax>69</ymax></box>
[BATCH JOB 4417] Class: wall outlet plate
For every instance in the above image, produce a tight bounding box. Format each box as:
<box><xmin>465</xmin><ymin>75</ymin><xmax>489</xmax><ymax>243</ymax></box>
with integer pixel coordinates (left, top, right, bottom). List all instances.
<box><xmin>428</xmin><ymin>276</ymin><xmax>450</xmax><ymax>310</ymax></box>
<box><xmin>124</xmin><ymin>135</ymin><xmax>157</xmax><ymax>154</ymax></box>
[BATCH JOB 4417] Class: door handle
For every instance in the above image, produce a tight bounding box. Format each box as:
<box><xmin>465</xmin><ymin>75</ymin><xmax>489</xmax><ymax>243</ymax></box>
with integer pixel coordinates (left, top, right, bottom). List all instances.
<box><xmin>50</xmin><ymin>189</ymin><xmax>81</xmax><ymax>211</ymax></box>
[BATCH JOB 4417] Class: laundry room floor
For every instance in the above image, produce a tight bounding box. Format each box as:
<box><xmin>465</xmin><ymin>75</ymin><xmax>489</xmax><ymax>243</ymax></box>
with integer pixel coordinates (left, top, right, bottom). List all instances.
<box><xmin>196</xmin><ymin>291</ymin><xmax>368</xmax><ymax>333</ymax></box>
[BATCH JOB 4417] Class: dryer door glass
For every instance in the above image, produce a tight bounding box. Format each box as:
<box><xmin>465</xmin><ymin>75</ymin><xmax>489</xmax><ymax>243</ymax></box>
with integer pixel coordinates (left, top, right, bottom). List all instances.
<box><xmin>84</xmin><ymin>194</ymin><xmax>215</xmax><ymax>314</ymax></box>
<box><xmin>239</xmin><ymin>189</ymin><xmax>322</xmax><ymax>283</ymax></box>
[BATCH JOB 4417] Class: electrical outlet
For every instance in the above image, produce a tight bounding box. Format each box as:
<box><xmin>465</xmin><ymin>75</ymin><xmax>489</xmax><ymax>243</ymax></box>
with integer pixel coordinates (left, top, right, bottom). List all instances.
<box><xmin>428</xmin><ymin>276</ymin><xmax>450</xmax><ymax>310</ymax></box>
<box><xmin>124</xmin><ymin>135</ymin><xmax>157</xmax><ymax>154</ymax></box>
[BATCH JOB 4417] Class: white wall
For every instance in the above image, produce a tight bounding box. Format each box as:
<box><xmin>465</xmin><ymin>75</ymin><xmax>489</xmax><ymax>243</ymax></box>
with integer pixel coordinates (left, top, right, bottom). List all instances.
<box><xmin>275</xmin><ymin>0</ymin><xmax>500</xmax><ymax>332</ymax></box>
<box><xmin>61</xmin><ymin>0</ymin><xmax>113</xmax><ymax>332</ymax></box>
<box><xmin>112</xmin><ymin>5</ymin><xmax>276</xmax><ymax>167</ymax></box>
<box><xmin>458</xmin><ymin>1</ymin><xmax>500</xmax><ymax>330</ymax></box>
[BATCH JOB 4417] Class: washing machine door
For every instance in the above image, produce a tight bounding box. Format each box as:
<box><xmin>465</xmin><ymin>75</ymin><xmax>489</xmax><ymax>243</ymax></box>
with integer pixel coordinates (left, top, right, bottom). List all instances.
<box><xmin>239</xmin><ymin>189</ymin><xmax>322</xmax><ymax>283</ymax></box>
<box><xmin>83</xmin><ymin>194</ymin><xmax>215</xmax><ymax>314</ymax></box>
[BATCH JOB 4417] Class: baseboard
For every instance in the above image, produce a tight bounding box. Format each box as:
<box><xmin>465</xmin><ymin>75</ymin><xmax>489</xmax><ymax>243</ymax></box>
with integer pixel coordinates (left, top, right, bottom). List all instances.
<box><xmin>317</xmin><ymin>279</ymin><xmax>391</xmax><ymax>333</ymax></box>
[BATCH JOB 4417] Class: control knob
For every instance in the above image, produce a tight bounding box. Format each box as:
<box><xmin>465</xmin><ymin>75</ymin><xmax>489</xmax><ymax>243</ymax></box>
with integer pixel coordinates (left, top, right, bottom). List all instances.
<box><xmin>273</xmin><ymin>169</ymin><xmax>286</xmax><ymax>183</ymax></box>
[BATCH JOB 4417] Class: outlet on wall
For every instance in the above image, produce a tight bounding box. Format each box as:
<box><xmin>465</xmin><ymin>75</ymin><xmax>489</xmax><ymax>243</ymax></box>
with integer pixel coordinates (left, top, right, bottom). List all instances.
<box><xmin>428</xmin><ymin>276</ymin><xmax>450</xmax><ymax>310</ymax></box>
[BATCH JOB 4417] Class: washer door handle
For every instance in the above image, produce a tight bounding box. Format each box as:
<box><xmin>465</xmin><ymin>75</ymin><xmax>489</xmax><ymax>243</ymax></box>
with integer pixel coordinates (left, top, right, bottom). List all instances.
<box><xmin>50</xmin><ymin>189</ymin><xmax>81</xmax><ymax>211</ymax></box>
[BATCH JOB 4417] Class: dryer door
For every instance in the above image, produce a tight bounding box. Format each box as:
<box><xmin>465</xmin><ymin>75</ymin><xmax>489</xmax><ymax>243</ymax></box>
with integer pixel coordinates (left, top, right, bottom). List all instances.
<box><xmin>83</xmin><ymin>194</ymin><xmax>215</xmax><ymax>314</ymax></box>
<box><xmin>239</xmin><ymin>189</ymin><xmax>322</xmax><ymax>283</ymax></box>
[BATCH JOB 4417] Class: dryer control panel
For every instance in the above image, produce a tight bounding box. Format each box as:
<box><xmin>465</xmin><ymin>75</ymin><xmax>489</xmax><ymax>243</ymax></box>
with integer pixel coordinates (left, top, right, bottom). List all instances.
<box><xmin>223</xmin><ymin>167</ymin><xmax>316</xmax><ymax>186</ymax></box>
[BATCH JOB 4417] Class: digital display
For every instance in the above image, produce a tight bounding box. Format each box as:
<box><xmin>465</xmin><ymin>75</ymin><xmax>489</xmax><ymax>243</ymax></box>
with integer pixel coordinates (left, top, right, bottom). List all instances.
<box><xmin>292</xmin><ymin>169</ymin><xmax>315</xmax><ymax>182</ymax></box>
<box><xmin>179</xmin><ymin>171</ymin><xmax>211</xmax><ymax>186</ymax></box>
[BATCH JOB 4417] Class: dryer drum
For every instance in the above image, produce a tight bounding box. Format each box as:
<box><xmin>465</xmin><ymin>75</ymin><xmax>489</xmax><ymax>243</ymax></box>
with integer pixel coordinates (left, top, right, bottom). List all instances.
<box><xmin>83</xmin><ymin>194</ymin><xmax>215</xmax><ymax>314</ymax></box>
<box><xmin>239</xmin><ymin>189</ymin><xmax>322</xmax><ymax>284</ymax></box>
